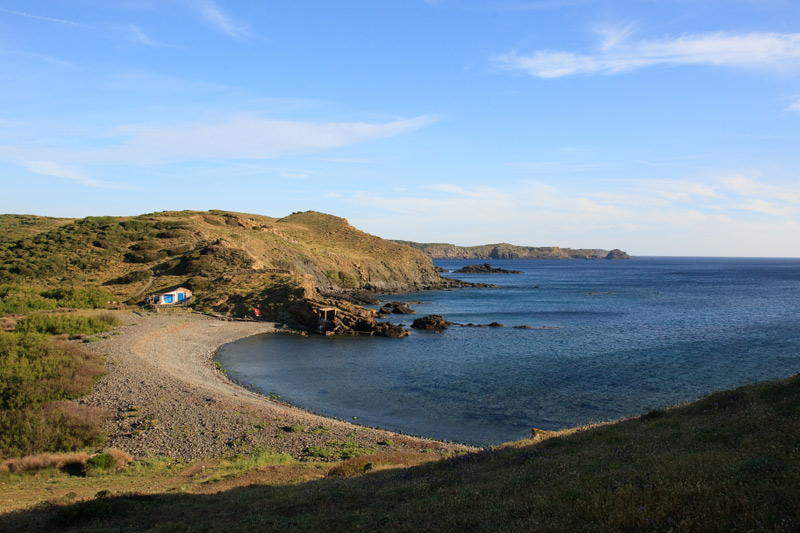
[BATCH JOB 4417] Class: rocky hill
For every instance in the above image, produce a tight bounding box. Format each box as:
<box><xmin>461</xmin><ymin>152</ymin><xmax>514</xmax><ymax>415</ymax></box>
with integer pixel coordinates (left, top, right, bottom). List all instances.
<box><xmin>394</xmin><ymin>241</ymin><xmax>630</xmax><ymax>260</ymax></box>
<box><xmin>0</xmin><ymin>210</ymin><xmax>463</xmax><ymax>335</ymax></box>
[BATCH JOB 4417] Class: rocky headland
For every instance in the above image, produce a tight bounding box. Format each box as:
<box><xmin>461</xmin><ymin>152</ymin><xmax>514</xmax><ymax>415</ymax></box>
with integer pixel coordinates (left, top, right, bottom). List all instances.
<box><xmin>394</xmin><ymin>240</ymin><xmax>631</xmax><ymax>260</ymax></box>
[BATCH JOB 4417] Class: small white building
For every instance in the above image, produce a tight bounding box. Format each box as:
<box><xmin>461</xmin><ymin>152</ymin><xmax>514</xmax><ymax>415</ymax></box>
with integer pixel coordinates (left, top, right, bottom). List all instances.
<box><xmin>147</xmin><ymin>287</ymin><xmax>193</xmax><ymax>306</ymax></box>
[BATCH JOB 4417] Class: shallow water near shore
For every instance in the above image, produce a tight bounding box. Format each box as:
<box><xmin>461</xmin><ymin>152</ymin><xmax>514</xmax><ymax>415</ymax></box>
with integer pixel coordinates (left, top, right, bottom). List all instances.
<box><xmin>217</xmin><ymin>257</ymin><xmax>800</xmax><ymax>445</ymax></box>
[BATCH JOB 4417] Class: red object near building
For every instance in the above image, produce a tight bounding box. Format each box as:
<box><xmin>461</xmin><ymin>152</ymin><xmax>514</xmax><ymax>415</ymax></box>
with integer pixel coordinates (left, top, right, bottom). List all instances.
<box><xmin>253</xmin><ymin>308</ymin><xmax>261</xmax><ymax>318</ymax></box>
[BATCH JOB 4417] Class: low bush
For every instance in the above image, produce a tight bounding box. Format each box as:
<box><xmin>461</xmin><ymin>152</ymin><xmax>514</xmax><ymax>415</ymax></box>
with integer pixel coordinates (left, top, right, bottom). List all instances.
<box><xmin>0</xmin><ymin>402</ymin><xmax>108</xmax><ymax>458</ymax></box>
<box><xmin>0</xmin><ymin>332</ymin><xmax>108</xmax><ymax>458</ymax></box>
<box><xmin>110</xmin><ymin>269</ymin><xmax>152</xmax><ymax>285</ymax></box>
<box><xmin>0</xmin><ymin>285</ymin><xmax>113</xmax><ymax>315</ymax></box>
<box><xmin>15</xmin><ymin>313</ymin><xmax>119</xmax><ymax>336</ymax></box>
<box><xmin>124</xmin><ymin>250</ymin><xmax>168</xmax><ymax>264</ymax></box>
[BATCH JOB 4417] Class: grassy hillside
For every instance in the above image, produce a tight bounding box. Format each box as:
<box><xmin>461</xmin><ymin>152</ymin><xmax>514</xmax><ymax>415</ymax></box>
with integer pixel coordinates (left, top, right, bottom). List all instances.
<box><xmin>2</xmin><ymin>374</ymin><xmax>798</xmax><ymax>531</ymax></box>
<box><xmin>0</xmin><ymin>210</ymin><xmax>451</xmax><ymax>328</ymax></box>
<box><xmin>0</xmin><ymin>214</ymin><xmax>74</xmax><ymax>246</ymax></box>
<box><xmin>396</xmin><ymin>240</ymin><xmax>631</xmax><ymax>260</ymax></box>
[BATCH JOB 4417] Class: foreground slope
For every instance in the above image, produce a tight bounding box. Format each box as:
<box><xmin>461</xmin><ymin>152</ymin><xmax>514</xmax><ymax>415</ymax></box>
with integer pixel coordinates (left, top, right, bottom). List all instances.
<box><xmin>2</xmin><ymin>374</ymin><xmax>798</xmax><ymax>531</ymax></box>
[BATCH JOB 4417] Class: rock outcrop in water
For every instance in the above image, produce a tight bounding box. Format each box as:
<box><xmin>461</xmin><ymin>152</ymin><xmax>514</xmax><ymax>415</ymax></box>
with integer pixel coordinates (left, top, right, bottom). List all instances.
<box><xmin>411</xmin><ymin>314</ymin><xmax>451</xmax><ymax>330</ymax></box>
<box><xmin>605</xmin><ymin>249</ymin><xmax>631</xmax><ymax>260</ymax></box>
<box><xmin>453</xmin><ymin>263</ymin><xmax>523</xmax><ymax>274</ymax></box>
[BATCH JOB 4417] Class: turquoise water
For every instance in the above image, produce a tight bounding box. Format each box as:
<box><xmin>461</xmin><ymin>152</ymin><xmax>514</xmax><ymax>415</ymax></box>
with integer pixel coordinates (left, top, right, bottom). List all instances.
<box><xmin>217</xmin><ymin>257</ymin><xmax>800</xmax><ymax>445</ymax></box>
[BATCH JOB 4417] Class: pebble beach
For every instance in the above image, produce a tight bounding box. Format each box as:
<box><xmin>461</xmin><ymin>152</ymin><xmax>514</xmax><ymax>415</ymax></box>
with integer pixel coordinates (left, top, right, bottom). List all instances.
<box><xmin>82</xmin><ymin>311</ymin><xmax>467</xmax><ymax>461</ymax></box>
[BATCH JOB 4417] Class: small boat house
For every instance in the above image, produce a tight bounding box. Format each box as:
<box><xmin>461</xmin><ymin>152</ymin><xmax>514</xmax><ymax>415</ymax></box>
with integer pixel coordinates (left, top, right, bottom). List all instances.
<box><xmin>147</xmin><ymin>287</ymin><xmax>193</xmax><ymax>307</ymax></box>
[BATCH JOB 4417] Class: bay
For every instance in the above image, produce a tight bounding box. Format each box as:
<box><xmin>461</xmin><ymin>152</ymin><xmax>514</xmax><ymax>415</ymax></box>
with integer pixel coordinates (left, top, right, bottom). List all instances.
<box><xmin>216</xmin><ymin>257</ymin><xmax>800</xmax><ymax>446</ymax></box>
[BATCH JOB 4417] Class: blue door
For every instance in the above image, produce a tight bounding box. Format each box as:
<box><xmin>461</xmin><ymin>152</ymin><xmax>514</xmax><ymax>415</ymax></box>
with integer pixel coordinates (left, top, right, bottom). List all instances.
<box><xmin>163</xmin><ymin>294</ymin><xmax>173</xmax><ymax>304</ymax></box>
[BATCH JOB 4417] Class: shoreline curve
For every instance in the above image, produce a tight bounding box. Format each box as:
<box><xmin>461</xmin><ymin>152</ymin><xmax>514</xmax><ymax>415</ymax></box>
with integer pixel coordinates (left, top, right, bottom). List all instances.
<box><xmin>82</xmin><ymin>310</ymin><xmax>470</xmax><ymax>461</ymax></box>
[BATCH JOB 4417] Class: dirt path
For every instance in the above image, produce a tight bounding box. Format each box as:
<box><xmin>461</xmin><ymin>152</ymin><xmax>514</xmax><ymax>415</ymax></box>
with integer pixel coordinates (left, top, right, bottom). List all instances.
<box><xmin>83</xmin><ymin>311</ymin><xmax>467</xmax><ymax>461</ymax></box>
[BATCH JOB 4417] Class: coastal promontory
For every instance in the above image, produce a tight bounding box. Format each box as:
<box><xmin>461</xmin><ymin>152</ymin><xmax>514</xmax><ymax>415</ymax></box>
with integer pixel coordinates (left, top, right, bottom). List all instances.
<box><xmin>394</xmin><ymin>240</ymin><xmax>631</xmax><ymax>260</ymax></box>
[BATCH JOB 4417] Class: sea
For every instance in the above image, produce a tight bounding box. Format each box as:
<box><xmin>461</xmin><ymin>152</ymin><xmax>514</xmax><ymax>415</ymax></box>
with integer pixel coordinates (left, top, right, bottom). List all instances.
<box><xmin>216</xmin><ymin>257</ymin><xmax>800</xmax><ymax>446</ymax></box>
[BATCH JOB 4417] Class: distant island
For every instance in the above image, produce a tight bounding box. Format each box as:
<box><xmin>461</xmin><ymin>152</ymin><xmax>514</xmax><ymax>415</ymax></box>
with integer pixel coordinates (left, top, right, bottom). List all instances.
<box><xmin>393</xmin><ymin>241</ymin><xmax>631</xmax><ymax>260</ymax></box>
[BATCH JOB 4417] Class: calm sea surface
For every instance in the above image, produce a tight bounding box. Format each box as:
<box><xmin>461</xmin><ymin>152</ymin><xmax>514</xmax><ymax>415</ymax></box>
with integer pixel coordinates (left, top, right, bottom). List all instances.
<box><xmin>217</xmin><ymin>257</ymin><xmax>800</xmax><ymax>445</ymax></box>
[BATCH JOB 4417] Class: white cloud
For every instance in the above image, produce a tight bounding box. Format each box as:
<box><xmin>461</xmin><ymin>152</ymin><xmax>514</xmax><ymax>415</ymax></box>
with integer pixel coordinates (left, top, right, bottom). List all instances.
<box><xmin>24</xmin><ymin>161</ymin><xmax>133</xmax><ymax>189</ymax></box>
<box><xmin>733</xmin><ymin>198</ymin><xmax>796</xmax><ymax>217</ymax></box>
<box><xmin>199</xmin><ymin>0</ymin><xmax>251</xmax><ymax>39</ymax></box>
<box><xmin>125</xmin><ymin>24</ymin><xmax>176</xmax><ymax>48</ymax></box>
<box><xmin>0</xmin><ymin>115</ymin><xmax>436</xmax><ymax>182</ymax></box>
<box><xmin>789</xmin><ymin>96</ymin><xmax>800</xmax><ymax>113</ymax></box>
<box><xmin>101</xmin><ymin>115</ymin><xmax>436</xmax><ymax>164</ymax></box>
<box><xmin>346</xmin><ymin>173</ymin><xmax>800</xmax><ymax>256</ymax></box>
<box><xmin>0</xmin><ymin>49</ymin><xmax>74</xmax><ymax>68</ymax></box>
<box><xmin>495</xmin><ymin>30</ymin><xmax>800</xmax><ymax>78</ymax></box>
<box><xmin>0</xmin><ymin>7</ymin><xmax>90</xmax><ymax>28</ymax></box>
<box><xmin>279</xmin><ymin>171</ymin><xmax>308</xmax><ymax>180</ymax></box>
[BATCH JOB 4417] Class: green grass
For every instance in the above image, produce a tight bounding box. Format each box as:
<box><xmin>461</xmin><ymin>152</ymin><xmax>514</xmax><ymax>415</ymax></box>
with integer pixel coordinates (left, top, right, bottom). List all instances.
<box><xmin>1</xmin><ymin>374</ymin><xmax>798</xmax><ymax>531</ymax></box>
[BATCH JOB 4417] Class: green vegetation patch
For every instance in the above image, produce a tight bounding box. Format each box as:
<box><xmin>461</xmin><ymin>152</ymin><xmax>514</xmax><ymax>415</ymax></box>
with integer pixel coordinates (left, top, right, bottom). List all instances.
<box><xmin>0</xmin><ymin>285</ymin><xmax>114</xmax><ymax>315</ymax></box>
<box><xmin>15</xmin><ymin>313</ymin><xmax>120</xmax><ymax>336</ymax></box>
<box><xmin>306</xmin><ymin>439</ymin><xmax>377</xmax><ymax>461</ymax></box>
<box><xmin>0</xmin><ymin>332</ymin><xmax>108</xmax><ymax>458</ymax></box>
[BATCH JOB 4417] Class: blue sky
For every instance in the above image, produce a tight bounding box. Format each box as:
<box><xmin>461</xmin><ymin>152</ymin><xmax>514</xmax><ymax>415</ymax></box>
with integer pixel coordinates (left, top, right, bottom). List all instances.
<box><xmin>1</xmin><ymin>1</ymin><xmax>799</xmax><ymax>256</ymax></box>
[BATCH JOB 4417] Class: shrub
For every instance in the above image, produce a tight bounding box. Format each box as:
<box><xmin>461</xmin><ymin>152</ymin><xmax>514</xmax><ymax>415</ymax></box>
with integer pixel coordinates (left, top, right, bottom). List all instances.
<box><xmin>39</xmin><ymin>287</ymin><xmax>114</xmax><ymax>309</ymax></box>
<box><xmin>15</xmin><ymin>313</ymin><xmax>119</xmax><ymax>336</ymax></box>
<box><xmin>124</xmin><ymin>250</ymin><xmax>168</xmax><ymax>264</ymax></box>
<box><xmin>105</xmin><ymin>448</ymin><xmax>132</xmax><ymax>469</ymax></box>
<box><xmin>0</xmin><ymin>285</ymin><xmax>113</xmax><ymax>314</ymax></box>
<box><xmin>110</xmin><ymin>269</ymin><xmax>152</xmax><ymax>285</ymax></box>
<box><xmin>0</xmin><ymin>332</ymin><xmax>108</xmax><ymax>457</ymax></box>
<box><xmin>156</xmin><ymin>230</ymin><xmax>187</xmax><ymax>239</ymax></box>
<box><xmin>128</xmin><ymin>242</ymin><xmax>160</xmax><ymax>252</ymax></box>
<box><xmin>86</xmin><ymin>452</ymin><xmax>117</xmax><ymax>474</ymax></box>
<box><xmin>0</xmin><ymin>402</ymin><xmax>108</xmax><ymax>458</ymax></box>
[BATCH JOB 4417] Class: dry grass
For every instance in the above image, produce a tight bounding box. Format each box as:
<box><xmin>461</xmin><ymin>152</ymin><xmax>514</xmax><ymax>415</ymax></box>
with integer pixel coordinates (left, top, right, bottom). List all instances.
<box><xmin>104</xmin><ymin>448</ymin><xmax>132</xmax><ymax>470</ymax></box>
<box><xmin>0</xmin><ymin>452</ymin><xmax>89</xmax><ymax>475</ymax></box>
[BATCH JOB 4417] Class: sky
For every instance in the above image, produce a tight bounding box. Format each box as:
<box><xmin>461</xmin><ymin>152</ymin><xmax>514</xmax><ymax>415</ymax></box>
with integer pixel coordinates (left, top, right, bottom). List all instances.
<box><xmin>1</xmin><ymin>1</ymin><xmax>799</xmax><ymax>257</ymax></box>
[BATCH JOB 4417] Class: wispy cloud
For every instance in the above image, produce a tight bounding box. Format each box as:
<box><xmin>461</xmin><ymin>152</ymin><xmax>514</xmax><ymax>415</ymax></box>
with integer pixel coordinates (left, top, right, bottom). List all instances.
<box><xmin>0</xmin><ymin>7</ymin><xmax>91</xmax><ymax>28</ymax></box>
<box><xmin>475</xmin><ymin>1</ymin><xmax>598</xmax><ymax>12</ymax></box>
<box><xmin>198</xmin><ymin>0</ymin><xmax>251</xmax><ymax>39</ymax></box>
<box><xmin>495</xmin><ymin>29</ymin><xmax>800</xmax><ymax>78</ymax></box>
<box><xmin>103</xmin><ymin>115</ymin><xmax>436</xmax><ymax>164</ymax></box>
<box><xmin>24</xmin><ymin>161</ymin><xmax>133</xmax><ymax>189</ymax></box>
<box><xmin>789</xmin><ymin>95</ymin><xmax>800</xmax><ymax>113</ymax></box>
<box><xmin>0</xmin><ymin>49</ymin><xmax>74</xmax><ymax>68</ymax></box>
<box><xmin>0</xmin><ymin>115</ymin><xmax>436</xmax><ymax>172</ymax></box>
<box><xmin>124</xmin><ymin>24</ymin><xmax>176</xmax><ymax>48</ymax></box>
